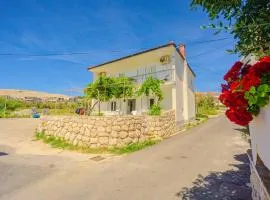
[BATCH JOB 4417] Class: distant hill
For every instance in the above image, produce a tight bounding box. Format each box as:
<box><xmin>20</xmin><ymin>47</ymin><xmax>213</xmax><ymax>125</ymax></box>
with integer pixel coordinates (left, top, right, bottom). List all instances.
<box><xmin>0</xmin><ymin>89</ymin><xmax>71</xmax><ymax>100</ymax></box>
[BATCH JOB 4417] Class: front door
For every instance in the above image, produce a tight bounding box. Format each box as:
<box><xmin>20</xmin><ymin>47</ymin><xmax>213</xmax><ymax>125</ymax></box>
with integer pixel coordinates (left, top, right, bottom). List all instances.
<box><xmin>127</xmin><ymin>99</ymin><xmax>136</xmax><ymax>114</ymax></box>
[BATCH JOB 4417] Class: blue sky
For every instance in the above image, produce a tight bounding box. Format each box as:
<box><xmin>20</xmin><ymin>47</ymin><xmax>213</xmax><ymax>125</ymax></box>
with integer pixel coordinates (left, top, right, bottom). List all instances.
<box><xmin>0</xmin><ymin>0</ymin><xmax>239</xmax><ymax>95</ymax></box>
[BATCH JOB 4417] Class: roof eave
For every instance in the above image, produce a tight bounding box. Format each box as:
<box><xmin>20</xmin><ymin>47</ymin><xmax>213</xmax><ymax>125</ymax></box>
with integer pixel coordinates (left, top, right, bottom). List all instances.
<box><xmin>87</xmin><ymin>43</ymin><xmax>177</xmax><ymax>71</ymax></box>
<box><xmin>87</xmin><ymin>42</ymin><xmax>196</xmax><ymax>77</ymax></box>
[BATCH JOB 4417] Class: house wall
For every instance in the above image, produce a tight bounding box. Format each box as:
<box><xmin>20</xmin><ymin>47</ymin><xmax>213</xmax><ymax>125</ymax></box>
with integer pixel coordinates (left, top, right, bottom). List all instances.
<box><xmin>173</xmin><ymin>49</ymin><xmax>196</xmax><ymax>122</ymax></box>
<box><xmin>187</xmin><ymin>69</ymin><xmax>196</xmax><ymax>120</ymax></box>
<box><xmin>90</xmin><ymin>46</ymin><xmax>175</xmax><ymax>75</ymax></box>
<box><xmin>161</xmin><ymin>85</ymin><xmax>173</xmax><ymax>110</ymax></box>
<box><xmin>92</xmin><ymin>89</ymin><xmax>173</xmax><ymax>115</ymax></box>
<box><xmin>174</xmin><ymin>50</ymin><xmax>185</xmax><ymax>124</ymax></box>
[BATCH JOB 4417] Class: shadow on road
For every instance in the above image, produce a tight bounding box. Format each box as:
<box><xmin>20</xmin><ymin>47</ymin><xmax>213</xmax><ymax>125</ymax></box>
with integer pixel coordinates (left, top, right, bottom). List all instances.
<box><xmin>0</xmin><ymin>145</ymin><xmax>15</xmax><ymax>156</ymax></box>
<box><xmin>0</xmin><ymin>152</ymin><xmax>8</xmax><ymax>156</ymax></box>
<box><xmin>176</xmin><ymin>153</ymin><xmax>251</xmax><ymax>200</ymax></box>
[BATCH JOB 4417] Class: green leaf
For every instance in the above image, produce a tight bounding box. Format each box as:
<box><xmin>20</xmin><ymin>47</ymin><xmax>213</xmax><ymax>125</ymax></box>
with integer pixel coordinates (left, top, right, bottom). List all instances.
<box><xmin>225</xmin><ymin>49</ymin><xmax>234</xmax><ymax>54</ymax></box>
<box><xmin>249</xmin><ymin>86</ymin><xmax>256</xmax><ymax>94</ymax></box>
<box><xmin>258</xmin><ymin>84</ymin><xmax>269</xmax><ymax>93</ymax></box>
<box><xmin>200</xmin><ymin>25</ymin><xmax>207</xmax><ymax>29</ymax></box>
<box><xmin>244</xmin><ymin>91</ymin><xmax>250</xmax><ymax>99</ymax></box>
<box><xmin>190</xmin><ymin>0</ymin><xmax>270</xmax><ymax>57</ymax></box>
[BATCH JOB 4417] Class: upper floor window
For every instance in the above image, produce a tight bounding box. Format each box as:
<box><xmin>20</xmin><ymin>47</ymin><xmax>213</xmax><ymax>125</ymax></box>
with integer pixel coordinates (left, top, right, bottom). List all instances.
<box><xmin>99</xmin><ymin>72</ymin><xmax>107</xmax><ymax>76</ymax></box>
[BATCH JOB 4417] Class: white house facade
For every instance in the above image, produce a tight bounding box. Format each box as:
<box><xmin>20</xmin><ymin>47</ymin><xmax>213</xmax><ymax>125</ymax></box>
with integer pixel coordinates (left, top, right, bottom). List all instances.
<box><xmin>88</xmin><ymin>42</ymin><xmax>196</xmax><ymax>125</ymax></box>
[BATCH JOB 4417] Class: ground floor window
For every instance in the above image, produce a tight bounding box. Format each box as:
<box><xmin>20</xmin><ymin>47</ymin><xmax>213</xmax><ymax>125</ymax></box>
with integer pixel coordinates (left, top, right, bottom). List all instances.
<box><xmin>111</xmin><ymin>101</ymin><xmax>116</xmax><ymax>111</ymax></box>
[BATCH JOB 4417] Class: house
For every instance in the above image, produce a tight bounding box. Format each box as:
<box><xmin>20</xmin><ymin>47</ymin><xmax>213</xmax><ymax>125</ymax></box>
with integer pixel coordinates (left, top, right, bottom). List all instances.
<box><xmin>88</xmin><ymin>42</ymin><xmax>196</xmax><ymax>125</ymax></box>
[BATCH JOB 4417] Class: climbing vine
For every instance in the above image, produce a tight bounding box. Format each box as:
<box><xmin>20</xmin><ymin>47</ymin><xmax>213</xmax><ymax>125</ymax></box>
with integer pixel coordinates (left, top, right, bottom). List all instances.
<box><xmin>137</xmin><ymin>76</ymin><xmax>164</xmax><ymax>102</ymax></box>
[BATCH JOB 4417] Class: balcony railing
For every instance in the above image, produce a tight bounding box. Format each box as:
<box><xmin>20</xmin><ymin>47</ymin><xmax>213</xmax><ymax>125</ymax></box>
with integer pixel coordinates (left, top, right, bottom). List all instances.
<box><xmin>109</xmin><ymin>64</ymin><xmax>174</xmax><ymax>84</ymax></box>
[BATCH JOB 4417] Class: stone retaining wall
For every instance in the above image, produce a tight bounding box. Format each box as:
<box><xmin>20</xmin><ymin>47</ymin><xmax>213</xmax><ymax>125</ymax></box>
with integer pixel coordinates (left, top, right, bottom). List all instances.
<box><xmin>38</xmin><ymin>110</ymin><xmax>177</xmax><ymax>147</ymax></box>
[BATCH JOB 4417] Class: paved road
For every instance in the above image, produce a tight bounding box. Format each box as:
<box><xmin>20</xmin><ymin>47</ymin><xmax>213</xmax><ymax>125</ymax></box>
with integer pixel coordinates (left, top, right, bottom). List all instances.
<box><xmin>0</xmin><ymin>116</ymin><xmax>251</xmax><ymax>200</ymax></box>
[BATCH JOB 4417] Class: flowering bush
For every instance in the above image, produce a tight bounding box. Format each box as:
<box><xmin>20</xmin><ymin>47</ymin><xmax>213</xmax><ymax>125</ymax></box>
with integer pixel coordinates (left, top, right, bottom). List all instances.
<box><xmin>219</xmin><ymin>56</ymin><xmax>270</xmax><ymax>126</ymax></box>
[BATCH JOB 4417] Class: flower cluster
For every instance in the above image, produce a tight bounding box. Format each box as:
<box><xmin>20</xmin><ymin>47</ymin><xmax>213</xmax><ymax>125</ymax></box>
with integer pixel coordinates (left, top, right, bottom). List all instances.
<box><xmin>219</xmin><ymin>56</ymin><xmax>270</xmax><ymax>126</ymax></box>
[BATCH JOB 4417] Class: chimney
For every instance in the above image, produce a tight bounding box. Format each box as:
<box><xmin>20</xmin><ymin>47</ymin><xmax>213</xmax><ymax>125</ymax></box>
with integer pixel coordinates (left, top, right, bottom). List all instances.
<box><xmin>168</xmin><ymin>40</ymin><xmax>175</xmax><ymax>45</ymax></box>
<box><xmin>179</xmin><ymin>44</ymin><xmax>186</xmax><ymax>59</ymax></box>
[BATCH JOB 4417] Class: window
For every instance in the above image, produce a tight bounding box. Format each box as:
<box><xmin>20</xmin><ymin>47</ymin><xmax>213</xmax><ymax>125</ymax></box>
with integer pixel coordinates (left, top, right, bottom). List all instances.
<box><xmin>111</xmin><ymin>101</ymin><xmax>116</xmax><ymax>111</ymax></box>
<box><xmin>99</xmin><ymin>72</ymin><xmax>107</xmax><ymax>76</ymax></box>
<box><xmin>150</xmin><ymin>98</ymin><xmax>155</xmax><ymax>108</ymax></box>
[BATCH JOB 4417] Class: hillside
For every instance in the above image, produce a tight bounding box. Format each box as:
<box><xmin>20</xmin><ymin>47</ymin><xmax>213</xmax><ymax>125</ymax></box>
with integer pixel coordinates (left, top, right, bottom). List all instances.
<box><xmin>0</xmin><ymin>89</ymin><xmax>70</xmax><ymax>99</ymax></box>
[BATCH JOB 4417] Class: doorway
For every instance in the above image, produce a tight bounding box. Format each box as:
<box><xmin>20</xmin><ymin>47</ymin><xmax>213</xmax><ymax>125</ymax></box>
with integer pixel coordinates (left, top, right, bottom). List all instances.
<box><xmin>127</xmin><ymin>99</ymin><xmax>136</xmax><ymax>114</ymax></box>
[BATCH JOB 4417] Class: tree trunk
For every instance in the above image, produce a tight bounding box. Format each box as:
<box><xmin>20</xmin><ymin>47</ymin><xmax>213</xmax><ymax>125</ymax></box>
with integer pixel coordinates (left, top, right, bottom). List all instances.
<box><xmin>98</xmin><ymin>100</ymin><xmax>101</xmax><ymax>115</ymax></box>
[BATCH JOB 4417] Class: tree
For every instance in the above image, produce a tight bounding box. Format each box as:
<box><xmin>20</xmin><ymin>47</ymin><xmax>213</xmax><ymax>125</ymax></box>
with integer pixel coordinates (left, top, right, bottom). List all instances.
<box><xmin>195</xmin><ymin>93</ymin><xmax>217</xmax><ymax>115</ymax></box>
<box><xmin>191</xmin><ymin>0</ymin><xmax>270</xmax><ymax>57</ymax></box>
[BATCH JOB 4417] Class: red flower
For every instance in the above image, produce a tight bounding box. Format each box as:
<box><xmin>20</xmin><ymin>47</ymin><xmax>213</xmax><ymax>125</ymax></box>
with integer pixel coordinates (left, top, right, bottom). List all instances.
<box><xmin>219</xmin><ymin>91</ymin><xmax>248</xmax><ymax>109</ymax></box>
<box><xmin>221</xmin><ymin>83</ymin><xmax>230</xmax><ymax>92</ymax></box>
<box><xmin>250</xmin><ymin>59</ymin><xmax>270</xmax><ymax>77</ymax></box>
<box><xmin>230</xmin><ymin>81</ymin><xmax>240</xmax><ymax>91</ymax></box>
<box><xmin>241</xmin><ymin>72</ymin><xmax>261</xmax><ymax>91</ymax></box>
<box><xmin>224</xmin><ymin>61</ymin><xmax>243</xmax><ymax>82</ymax></box>
<box><xmin>220</xmin><ymin>56</ymin><xmax>270</xmax><ymax>126</ymax></box>
<box><xmin>226</xmin><ymin>108</ymin><xmax>253</xmax><ymax>126</ymax></box>
<box><xmin>259</xmin><ymin>56</ymin><xmax>270</xmax><ymax>63</ymax></box>
<box><xmin>241</xmin><ymin>64</ymin><xmax>252</xmax><ymax>76</ymax></box>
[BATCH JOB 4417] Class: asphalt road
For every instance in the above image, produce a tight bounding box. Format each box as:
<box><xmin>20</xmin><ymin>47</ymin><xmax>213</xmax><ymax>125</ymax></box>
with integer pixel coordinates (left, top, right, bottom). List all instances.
<box><xmin>0</xmin><ymin>116</ymin><xmax>251</xmax><ymax>200</ymax></box>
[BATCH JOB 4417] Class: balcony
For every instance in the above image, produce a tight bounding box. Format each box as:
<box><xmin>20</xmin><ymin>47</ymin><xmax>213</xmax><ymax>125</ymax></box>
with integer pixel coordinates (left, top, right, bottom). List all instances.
<box><xmin>109</xmin><ymin>63</ymin><xmax>174</xmax><ymax>84</ymax></box>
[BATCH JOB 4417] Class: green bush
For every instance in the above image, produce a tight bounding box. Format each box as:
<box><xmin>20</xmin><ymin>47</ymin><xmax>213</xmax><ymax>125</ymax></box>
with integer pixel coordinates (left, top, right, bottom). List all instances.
<box><xmin>196</xmin><ymin>94</ymin><xmax>218</xmax><ymax>115</ymax></box>
<box><xmin>0</xmin><ymin>96</ymin><xmax>88</xmax><ymax>118</ymax></box>
<box><xmin>148</xmin><ymin>104</ymin><xmax>161</xmax><ymax>116</ymax></box>
<box><xmin>0</xmin><ymin>97</ymin><xmax>23</xmax><ymax>111</ymax></box>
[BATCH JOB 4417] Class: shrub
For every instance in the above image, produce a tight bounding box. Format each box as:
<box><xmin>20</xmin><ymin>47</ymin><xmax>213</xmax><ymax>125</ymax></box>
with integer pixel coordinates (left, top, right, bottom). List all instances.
<box><xmin>0</xmin><ymin>97</ymin><xmax>23</xmax><ymax>111</ymax></box>
<box><xmin>148</xmin><ymin>104</ymin><xmax>161</xmax><ymax>116</ymax></box>
<box><xmin>196</xmin><ymin>94</ymin><xmax>217</xmax><ymax>115</ymax></box>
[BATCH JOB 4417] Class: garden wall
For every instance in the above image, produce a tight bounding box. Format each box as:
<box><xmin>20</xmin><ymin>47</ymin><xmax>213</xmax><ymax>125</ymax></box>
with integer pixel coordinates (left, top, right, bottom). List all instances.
<box><xmin>37</xmin><ymin>110</ymin><xmax>177</xmax><ymax>147</ymax></box>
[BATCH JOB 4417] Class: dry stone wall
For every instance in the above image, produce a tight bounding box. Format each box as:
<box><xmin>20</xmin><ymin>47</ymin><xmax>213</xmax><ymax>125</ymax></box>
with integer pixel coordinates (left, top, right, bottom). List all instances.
<box><xmin>38</xmin><ymin>110</ymin><xmax>177</xmax><ymax>148</ymax></box>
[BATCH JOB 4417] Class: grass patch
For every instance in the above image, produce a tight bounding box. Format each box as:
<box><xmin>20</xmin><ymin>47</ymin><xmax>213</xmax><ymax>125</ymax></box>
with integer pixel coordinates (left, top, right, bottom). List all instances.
<box><xmin>197</xmin><ymin>107</ymin><xmax>218</xmax><ymax>116</ymax></box>
<box><xmin>196</xmin><ymin>113</ymin><xmax>209</xmax><ymax>119</ymax></box>
<box><xmin>36</xmin><ymin>109</ymin><xmax>76</xmax><ymax>116</ymax></box>
<box><xmin>35</xmin><ymin>132</ymin><xmax>159</xmax><ymax>155</ymax></box>
<box><xmin>109</xmin><ymin>140</ymin><xmax>159</xmax><ymax>154</ymax></box>
<box><xmin>184</xmin><ymin>114</ymin><xmax>209</xmax><ymax>130</ymax></box>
